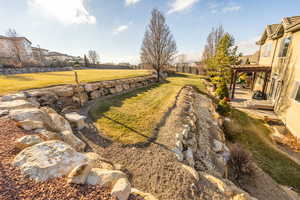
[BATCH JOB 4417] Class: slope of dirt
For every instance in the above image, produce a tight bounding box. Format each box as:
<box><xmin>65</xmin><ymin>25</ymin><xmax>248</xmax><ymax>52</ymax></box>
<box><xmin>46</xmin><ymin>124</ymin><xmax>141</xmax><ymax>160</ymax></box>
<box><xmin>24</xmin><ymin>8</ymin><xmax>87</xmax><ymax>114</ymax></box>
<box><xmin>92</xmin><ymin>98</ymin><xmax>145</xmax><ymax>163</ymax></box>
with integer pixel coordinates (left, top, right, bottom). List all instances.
<box><xmin>0</xmin><ymin>117</ymin><xmax>141</xmax><ymax>200</ymax></box>
<box><xmin>80</xmin><ymin>88</ymin><xmax>197</xmax><ymax>200</ymax></box>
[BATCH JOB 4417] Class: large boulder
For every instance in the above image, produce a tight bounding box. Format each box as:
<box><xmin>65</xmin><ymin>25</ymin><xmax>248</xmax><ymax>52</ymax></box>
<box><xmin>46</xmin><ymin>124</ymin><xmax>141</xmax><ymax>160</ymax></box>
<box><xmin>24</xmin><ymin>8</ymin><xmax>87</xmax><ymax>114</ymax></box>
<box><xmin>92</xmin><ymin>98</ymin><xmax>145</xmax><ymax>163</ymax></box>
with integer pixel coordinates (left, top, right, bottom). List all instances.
<box><xmin>15</xmin><ymin>135</ymin><xmax>43</xmax><ymax>149</ymax></box>
<box><xmin>111</xmin><ymin>178</ymin><xmax>131</xmax><ymax>200</ymax></box>
<box><xmin>40</xmin><ymin>107</ymin><xmax>73</xmax><ymax>132</ymax></box>
<box><xmin>85</xmin><ymin>83</ymin><xmax>99</xmax><ymax>92</ymax></box>
<box><xmin>1</xmin><ymin>93</ymin><xmax>26</xmax><ymax>101</ymax></box>
<box><xmin>0</xmin><ymin>109</ymin><xmax>9</xmax><ymax>117</ymax></box>
<box><xmin>10</xmin><ymin>108</ymin><xmax>46</xmax><ymax>121</ymax></box>
<box><xmin>13</xmin><ymin>140</ymin><xmax>88</xmax><ymax>181</ymax></box>
<box><xmin>54</xmin><ymin>87</ymin><xmax>74</xmax><ymax>97</ymax></box>
<box><xmin>35</xmin><ymin>129</ymin><xmax>61</xmax><ymax>140</ymax></box>
<box><xmin>0</xmin><ymin>100</ymin><xmax>37</xmax><ymax>110</ymax></box>
<box><xmin>67</xmin><ymin>163</ymin><xmax>93</xmax><ymax>184</ymax></box>
<box><xmin>18</xmin><ymin>120</ymin><xmax>44</xmax><ymax>131</ymax></box>
<box><xmin>58</xmin><ymin>130</ymin><xmax>86</xmax><ymax>152</ymax></box>
<box><xmin>86</xmin><ymin>168</ymin><xmax>127</xmax><ymax>187</ymax></box>
<box><xmin>65</xmin><ymin>112</ymin><xmax>87</xmax><ymax>130</ymax></box>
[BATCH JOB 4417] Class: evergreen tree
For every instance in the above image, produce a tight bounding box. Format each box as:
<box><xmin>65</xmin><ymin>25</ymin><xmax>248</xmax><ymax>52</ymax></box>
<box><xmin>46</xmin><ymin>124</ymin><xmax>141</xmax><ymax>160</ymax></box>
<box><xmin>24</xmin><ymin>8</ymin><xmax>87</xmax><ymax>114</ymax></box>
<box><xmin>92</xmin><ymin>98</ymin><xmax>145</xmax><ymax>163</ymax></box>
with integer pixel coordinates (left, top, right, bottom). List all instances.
<box><xmin>207</xmin><ymin>33</ymin><xmax>240</xmax><ymax>83</ymax></box>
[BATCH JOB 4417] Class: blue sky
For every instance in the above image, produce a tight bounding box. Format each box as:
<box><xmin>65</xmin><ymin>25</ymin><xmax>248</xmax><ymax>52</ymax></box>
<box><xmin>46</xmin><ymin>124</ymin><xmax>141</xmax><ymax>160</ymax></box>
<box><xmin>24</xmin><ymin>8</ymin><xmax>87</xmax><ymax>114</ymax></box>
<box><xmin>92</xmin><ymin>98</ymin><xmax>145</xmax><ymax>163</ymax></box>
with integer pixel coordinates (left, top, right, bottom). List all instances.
<box><xmin>0</xmin><ymin>0</ymin><xmax>299</xmax><ymax>64</ymax></box>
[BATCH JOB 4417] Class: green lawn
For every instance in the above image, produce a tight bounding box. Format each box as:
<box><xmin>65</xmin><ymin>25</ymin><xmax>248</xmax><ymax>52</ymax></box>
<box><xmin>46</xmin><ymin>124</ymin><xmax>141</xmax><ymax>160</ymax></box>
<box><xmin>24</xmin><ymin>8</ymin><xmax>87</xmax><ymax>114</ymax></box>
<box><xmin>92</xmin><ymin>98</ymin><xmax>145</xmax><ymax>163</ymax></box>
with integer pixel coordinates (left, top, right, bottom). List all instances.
<box><xmin>225</xmin><ymin>109</ymin><xmax>300</xmax><ymax>193</ymax></box>
<box><xmin>90</xmin><ymin>73</ymin><xmax>206</xmax><ymax>144</ymax></box>
<box><xmin>0</xmin><ymin>69</ymin><xmax>150</xmax><ymax>95</ymax></box>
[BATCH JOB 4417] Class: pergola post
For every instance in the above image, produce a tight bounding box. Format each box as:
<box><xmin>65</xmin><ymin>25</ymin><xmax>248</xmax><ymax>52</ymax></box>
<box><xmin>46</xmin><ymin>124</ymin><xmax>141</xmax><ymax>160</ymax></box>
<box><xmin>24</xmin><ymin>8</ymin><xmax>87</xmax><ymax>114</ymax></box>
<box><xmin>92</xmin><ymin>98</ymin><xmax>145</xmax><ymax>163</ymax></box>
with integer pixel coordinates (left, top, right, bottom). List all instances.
<box><xmin>251</xmin><ymin>72</ymin><xmax>257</xmax><ymax>91</ymax></box>
<box><xmin>230</xmin><ymin>69</ymin><xmax>234</xmax><ymax>91</ymax></box>
<box><xmin>262</xmin><ymin>71</ymin><xmax>270</xmax><ymax>95</ymax></box>
<box><xmin>231</xmin><ymin>71</ymin><xmax>238</xmax><ymax>99</ymax></box>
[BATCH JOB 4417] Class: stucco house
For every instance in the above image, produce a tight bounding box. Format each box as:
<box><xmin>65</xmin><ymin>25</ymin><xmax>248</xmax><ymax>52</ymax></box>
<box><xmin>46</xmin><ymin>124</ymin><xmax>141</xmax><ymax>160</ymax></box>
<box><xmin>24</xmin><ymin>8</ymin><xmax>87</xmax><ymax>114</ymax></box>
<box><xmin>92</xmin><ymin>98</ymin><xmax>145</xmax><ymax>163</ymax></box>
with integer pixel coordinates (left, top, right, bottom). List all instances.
<box><xmin>32</xmin><ymin>47</ymin><xmax>50</xmax><ymax>66</ymax></box>
<box><xmin>255</xmin><ymin>15</ymin><xmax>300</xmax><ymax>137</ymax></box>
<box><xmin>0</xmin><ymin>36</ymin><xmax>34</xmax><ymax>66</ymax></box>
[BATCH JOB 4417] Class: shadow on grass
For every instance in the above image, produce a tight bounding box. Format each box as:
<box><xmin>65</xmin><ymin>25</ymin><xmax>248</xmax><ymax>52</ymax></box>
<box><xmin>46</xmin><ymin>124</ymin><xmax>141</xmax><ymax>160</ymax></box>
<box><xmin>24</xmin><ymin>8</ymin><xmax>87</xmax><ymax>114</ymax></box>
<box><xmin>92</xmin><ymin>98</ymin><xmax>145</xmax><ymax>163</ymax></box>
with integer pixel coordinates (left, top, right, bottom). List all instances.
<box><xmin>88</xmin><ymin>80</ymin><xmax>176</xmax><ymax>150</ymax></box>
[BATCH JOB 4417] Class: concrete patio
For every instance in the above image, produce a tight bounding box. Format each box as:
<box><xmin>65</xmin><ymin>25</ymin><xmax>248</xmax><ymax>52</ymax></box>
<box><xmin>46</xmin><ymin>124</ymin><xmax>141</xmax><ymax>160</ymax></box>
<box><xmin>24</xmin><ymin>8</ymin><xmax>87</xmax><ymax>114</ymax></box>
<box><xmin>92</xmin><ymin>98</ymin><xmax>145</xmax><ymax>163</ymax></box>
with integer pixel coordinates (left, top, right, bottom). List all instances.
<box><xmin>230</xmin><ymin>86</ymin><xmax>278</xmax><ymax>119</ymax></box>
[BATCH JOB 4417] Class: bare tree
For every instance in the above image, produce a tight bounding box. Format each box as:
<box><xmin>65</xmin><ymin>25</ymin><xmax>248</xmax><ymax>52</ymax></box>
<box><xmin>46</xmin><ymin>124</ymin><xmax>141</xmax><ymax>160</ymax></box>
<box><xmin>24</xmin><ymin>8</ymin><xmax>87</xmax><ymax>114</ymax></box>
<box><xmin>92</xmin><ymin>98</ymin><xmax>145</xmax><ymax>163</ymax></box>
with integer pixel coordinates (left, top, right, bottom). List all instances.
<box><xmin>202</xmin><ymin>25</ymin><xmax>224</xmax><ymax>62</ymax></box>
<box><xmin>88</xmin><ymin>50</ymin><xmax>99</xmax><ymax>64</ymax></box>
<box><xmin>5</xmin><ymin>28</ymin><xmax>22</xmax><ymax>66</ymax></box>
<box><xmin>140</xmin><ymin>9</ymin><xmax>177</xmax><ymax>81</ymax></box>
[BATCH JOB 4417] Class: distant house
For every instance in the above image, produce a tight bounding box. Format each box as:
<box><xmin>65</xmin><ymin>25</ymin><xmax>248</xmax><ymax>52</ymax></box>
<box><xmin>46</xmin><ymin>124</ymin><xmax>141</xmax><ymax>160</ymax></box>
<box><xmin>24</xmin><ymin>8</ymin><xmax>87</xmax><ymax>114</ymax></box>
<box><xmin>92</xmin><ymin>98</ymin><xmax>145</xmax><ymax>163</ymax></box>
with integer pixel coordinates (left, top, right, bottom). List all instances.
<box><xmin>32</xmin><ymin>47</ymin><xmax>49</xmax><ymax>66</ymax></box>
<box><xmin>254</xmin><ymin>15</ymin><xmax>300</xmax><ymax>137</ymax></box>
<box><xmin>0</xmin><ymin>36</ymin><xmax>34</xmax><ymax>67</ymax></box>
<box><xmin>240</xmin><ymin>51</ymin><xmax>260</xmax><ymax>65</ymax></box>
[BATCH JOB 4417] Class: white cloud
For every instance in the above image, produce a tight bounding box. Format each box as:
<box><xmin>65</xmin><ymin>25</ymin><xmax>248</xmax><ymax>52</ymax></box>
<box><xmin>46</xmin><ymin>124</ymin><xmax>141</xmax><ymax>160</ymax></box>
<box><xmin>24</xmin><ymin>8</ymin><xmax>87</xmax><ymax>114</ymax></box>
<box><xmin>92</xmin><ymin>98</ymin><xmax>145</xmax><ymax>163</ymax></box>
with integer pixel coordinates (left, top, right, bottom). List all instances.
<box><xmin>125</xmin><ymin>0</ymin><xmax>141</xmax><ymax>6</ymax></box>
<box><xmin>28</xmin><ymin>0</ymin><xmax>96</xmax><ymax>25</ymax></box>
<box><xmin>113</xmin><ymin>25</ymin><xmax>129</xmax><ymax>35</ymax></box>
<box><xmin>237</xmin><ymin>36</ymin><xmax>260</xmax><ymax>55</ymax></box>
<box><xmin>168</xmin><ymin>0</ymin><xmax>199</xmax><ymax>14</ymax></box>
<box><xmin>222</xmin><ymin>6</ymin><xmax>241</xmax><ymax>13</ymax></box>
<box><xmin>208</xmin><ymin>2</ymin><xmax>241</xmax><ymax>14</ymax></box>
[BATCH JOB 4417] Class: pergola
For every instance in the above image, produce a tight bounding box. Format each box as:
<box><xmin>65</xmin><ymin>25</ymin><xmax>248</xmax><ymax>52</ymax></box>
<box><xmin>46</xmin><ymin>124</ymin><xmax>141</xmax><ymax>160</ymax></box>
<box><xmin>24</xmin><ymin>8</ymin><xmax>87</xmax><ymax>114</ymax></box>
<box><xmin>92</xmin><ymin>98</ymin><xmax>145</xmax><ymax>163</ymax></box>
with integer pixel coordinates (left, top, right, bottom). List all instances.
<box><xmin>229</xmin><ymin>65</ymin><xmax>272</xmax><ymax>99</ymax></box>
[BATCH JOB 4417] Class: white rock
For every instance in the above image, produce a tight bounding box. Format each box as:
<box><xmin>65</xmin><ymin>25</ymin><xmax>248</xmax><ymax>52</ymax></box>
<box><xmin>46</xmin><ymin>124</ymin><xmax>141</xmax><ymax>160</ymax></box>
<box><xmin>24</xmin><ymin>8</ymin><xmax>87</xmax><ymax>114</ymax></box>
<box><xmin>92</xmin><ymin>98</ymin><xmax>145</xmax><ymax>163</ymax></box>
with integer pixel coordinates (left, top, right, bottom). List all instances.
<box><xmin>67</xmin><ymin>163</ymin><xmax>93</xmax><ymax>184</ymax></box>
<box><xmin>16</xmin><ymin>135</ymin><xmax>43</xmax><ymax>149</ymax></box>
<box><xmin>115</xmin><ymin>85</ymin><xmax>123</xmax><ymax>93</ymax></box>
<box><xmin>86</xmin><ymin>168</ymin><xmax>127</xmax><ymax>186</ymax></box>
<box><xmin>41</xmin><ymin>107</ymin><xmax>73</xmax><ymax>132</ymax></box>
<box><xmin>181</xmin><ymin>164</ymin><xmax>200</xmax><ymax>181</ymax></box>
<box><xmin>184</xmin><ymin>148</ymin><xmax>194</xmax><ymax>167</ymax></box>
<box><xmin>55</xmin><ymin>87</ymin><xmax>74</xmax><ymax>97</ymax></box>
<box><xmin>85</xmin><ymin>84</ymin><xmax>99</xmax><ymax>92</ymax></box>
<box><xmin>131</xmin><ymin>188</ymin><xmax>158</xmax><ymax>200</ymax></box>
<box><xmin>35</xmin><ymin>129</ymin><xmax>60</xmax><ymax>140</ymax></box>
<box><xmin>59</xmin><ymin>130</ymin><xmax>86</xmax><ymax>152</ymax></box>
<box><xmin>182</xmin><ymin>128</ymin><xmax>189</xmax><ymax>139</ymax></box>
<box><xmin>13</xmin><ymin>140</ymin><xmax>88</xmax><ymax>181</ymax></box>
<box><xmin>176</xmin><ymin>132</ymin><xmax>184</xmax><ymax>142</ymax></box>
<box><xmin>90</xmin><ymin>90</ymin><xmax>102</xmax><ymax>99</ymax></box>
<box><xmin>213</xmin><ymin>139</ymin><xmax>224</xmax><ymax>153</ymax></box>
<box><xmin>65</xmin><ymin>112</ymin><xmax>87</xmax><ymax>130</ymax></box>
<box><xmin>9</xmin><ymin>108</ymin><xmax>49</xmax><ymax>122</ymax></box>
<box><xmin>111</xmin><ymin>178</ymin><xmax>131</xmax><ymax>200</ymax></box>
<box><xmin>1</xmin><ymin>93</ymin><xmax>26</xmax><ymax>101</ymax></box>
<box><xmin>0</xmin><ymin>109</ymin><xmax>9</xmax><ymax>117</ymax></box>
<box><xmin>18</xmin><ymin>120</ymin><xmax>44</xmax><ymax>131</ymax></box>
<box><xmin>172</xmin><ymin>148</ymin><xmax>184</xmax><ymax>162</ymax></box>
<box><xmin>0</xmin><ymin>100</ymin><xmax>36</xmax><ymax>110</ymax></box>
<box><xmin>176</xmin><ymin>140</ymin><xmax>183</xmax><ymax>152</ymax></box>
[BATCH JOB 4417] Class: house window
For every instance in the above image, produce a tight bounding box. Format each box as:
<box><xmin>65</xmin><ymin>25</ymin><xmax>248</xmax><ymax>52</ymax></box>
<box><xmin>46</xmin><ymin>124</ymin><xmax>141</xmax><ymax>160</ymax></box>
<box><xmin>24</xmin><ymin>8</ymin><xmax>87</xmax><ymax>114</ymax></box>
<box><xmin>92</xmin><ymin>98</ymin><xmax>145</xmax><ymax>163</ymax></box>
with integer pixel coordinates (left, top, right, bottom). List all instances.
<box><xmin>278</xmin><ymin>37</ymin><xmax>292</xmax><ymax>57</ymax></box>
<box><xmin>262</xmin><ymin>43</ymin><xmax>272</xmax><ymax>57</ymax></box>
<box><xmin>294</xmin><ymin>82</ymin><xmax>300</xmax><ymax>103</ymax></box>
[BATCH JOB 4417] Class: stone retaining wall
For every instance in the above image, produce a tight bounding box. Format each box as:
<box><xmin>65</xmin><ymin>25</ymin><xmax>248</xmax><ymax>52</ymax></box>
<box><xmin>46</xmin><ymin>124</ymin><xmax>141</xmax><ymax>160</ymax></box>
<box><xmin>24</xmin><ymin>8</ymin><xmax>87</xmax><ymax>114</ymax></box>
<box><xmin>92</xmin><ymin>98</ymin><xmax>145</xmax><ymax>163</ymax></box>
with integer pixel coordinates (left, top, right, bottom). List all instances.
<box><xmin>0</xmin><ymin>65</ymin><xmax>133</xmax><ymax>75</ymax></box>
<box><xmin>1</xmin><ymin>75</ymin><xmax>157</xmax><ymax>113</ymax></box>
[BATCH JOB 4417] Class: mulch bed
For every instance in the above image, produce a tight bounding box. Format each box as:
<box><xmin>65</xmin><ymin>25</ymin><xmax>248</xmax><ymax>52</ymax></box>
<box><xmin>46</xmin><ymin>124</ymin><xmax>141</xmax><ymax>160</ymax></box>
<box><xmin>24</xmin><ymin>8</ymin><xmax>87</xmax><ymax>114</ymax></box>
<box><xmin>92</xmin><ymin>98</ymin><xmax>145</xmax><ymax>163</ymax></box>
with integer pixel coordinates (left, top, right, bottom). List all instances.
<box><xmin>0</xmin><ymin>117</ymin><xmax>143</xmax><ymax>200</ymax></box>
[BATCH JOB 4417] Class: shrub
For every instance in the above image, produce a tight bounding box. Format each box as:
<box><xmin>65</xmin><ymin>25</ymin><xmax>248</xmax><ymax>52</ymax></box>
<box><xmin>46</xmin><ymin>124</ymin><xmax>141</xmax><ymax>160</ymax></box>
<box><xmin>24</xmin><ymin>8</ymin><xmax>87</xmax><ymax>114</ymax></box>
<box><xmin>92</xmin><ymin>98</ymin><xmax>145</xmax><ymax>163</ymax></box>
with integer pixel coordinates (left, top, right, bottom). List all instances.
<box><xmin>73</xmin><ymin>64</ymin><xmax>81</xmax><ymax>68</ymax></box>
<box><xmin>228</xmin><ymin>144</ymin><xmax>254</xmax><ymax>181</ymax></box>
<box><xmin>211</xmin><ymin>76</ymin><xmax>224</xmax><ymax>86</ymax></box>
<box><xmin>216</xmin><ymin>99</ymin><xmax>231</xmax><ymax>116</ymax></box>
<box><xmin>216</xmin><ymin>81</ymin><xmax>229</xmax><ymax>100</ymax></box>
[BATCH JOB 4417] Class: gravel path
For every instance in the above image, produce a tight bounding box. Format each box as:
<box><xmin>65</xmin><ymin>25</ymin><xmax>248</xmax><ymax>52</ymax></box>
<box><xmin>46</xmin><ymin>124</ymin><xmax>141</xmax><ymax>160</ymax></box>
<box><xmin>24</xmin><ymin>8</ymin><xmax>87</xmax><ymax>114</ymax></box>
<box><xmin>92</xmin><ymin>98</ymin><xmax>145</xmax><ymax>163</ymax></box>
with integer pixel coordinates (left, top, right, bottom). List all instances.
<box><xmin>0</xmin><ymin>117</ymin><xmax>142</xmax><ymax>200</ymax></box>
<box><xmin>78</xmin><ymin>87</ymin><xmax>198</xmax><ymax>200</ymax></box>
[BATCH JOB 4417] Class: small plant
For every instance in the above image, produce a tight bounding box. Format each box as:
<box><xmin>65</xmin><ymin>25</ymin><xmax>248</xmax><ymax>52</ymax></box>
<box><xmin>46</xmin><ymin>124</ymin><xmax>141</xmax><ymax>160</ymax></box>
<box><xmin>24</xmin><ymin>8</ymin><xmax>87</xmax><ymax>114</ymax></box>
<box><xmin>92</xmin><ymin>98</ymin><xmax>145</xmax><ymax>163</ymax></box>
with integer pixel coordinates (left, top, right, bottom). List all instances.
<box><xmin>216</xmin><ymin>81</ymin><xmax>229</xmax><ymax>100</ymax></box>
<box><xmin>228</xmin><ymin>144</ymin><xmax>254</xmax><ymax>181</ymax></box>
<box><xmin>216</xmin><ymin>99</ymin><xmax>231</xmax><ymax>116</ymax></box>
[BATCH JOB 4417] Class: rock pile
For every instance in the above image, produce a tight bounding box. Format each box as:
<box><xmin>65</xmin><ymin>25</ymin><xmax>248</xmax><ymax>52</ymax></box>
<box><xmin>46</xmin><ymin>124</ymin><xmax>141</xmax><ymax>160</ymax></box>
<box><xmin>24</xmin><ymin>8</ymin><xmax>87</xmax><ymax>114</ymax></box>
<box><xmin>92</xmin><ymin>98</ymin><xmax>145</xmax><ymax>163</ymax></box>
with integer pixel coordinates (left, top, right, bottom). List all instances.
<box><xmin>0</xmin><ymin>75</ymin><xmax>158</xmax><ymax>200</ymax></box>
<box><xmin>172</xmin><ymin>86</ymin><xmax>257</xmax><ymax>200</ymax></box>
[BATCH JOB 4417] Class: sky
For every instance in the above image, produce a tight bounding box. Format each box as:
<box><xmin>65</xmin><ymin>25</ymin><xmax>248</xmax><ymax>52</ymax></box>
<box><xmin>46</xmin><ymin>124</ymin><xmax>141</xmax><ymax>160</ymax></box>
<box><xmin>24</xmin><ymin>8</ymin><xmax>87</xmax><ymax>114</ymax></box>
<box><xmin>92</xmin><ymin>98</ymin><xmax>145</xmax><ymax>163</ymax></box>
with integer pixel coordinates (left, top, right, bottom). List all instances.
<box><xmin>0</xmin><ymin>0</ymin><xmax>299</xmax><ymax>64</ymax></box>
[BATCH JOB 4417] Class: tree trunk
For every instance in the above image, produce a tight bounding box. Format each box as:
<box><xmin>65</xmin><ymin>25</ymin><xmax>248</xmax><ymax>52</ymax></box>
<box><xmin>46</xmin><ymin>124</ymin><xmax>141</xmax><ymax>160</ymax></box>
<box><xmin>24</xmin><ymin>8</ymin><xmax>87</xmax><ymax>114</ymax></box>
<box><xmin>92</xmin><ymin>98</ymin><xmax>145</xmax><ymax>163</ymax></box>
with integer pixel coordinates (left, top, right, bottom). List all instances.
<box><xmin>156</xmin><ymin>68</ymin><xmax>160</xmax><ymax>82</ymax></box>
